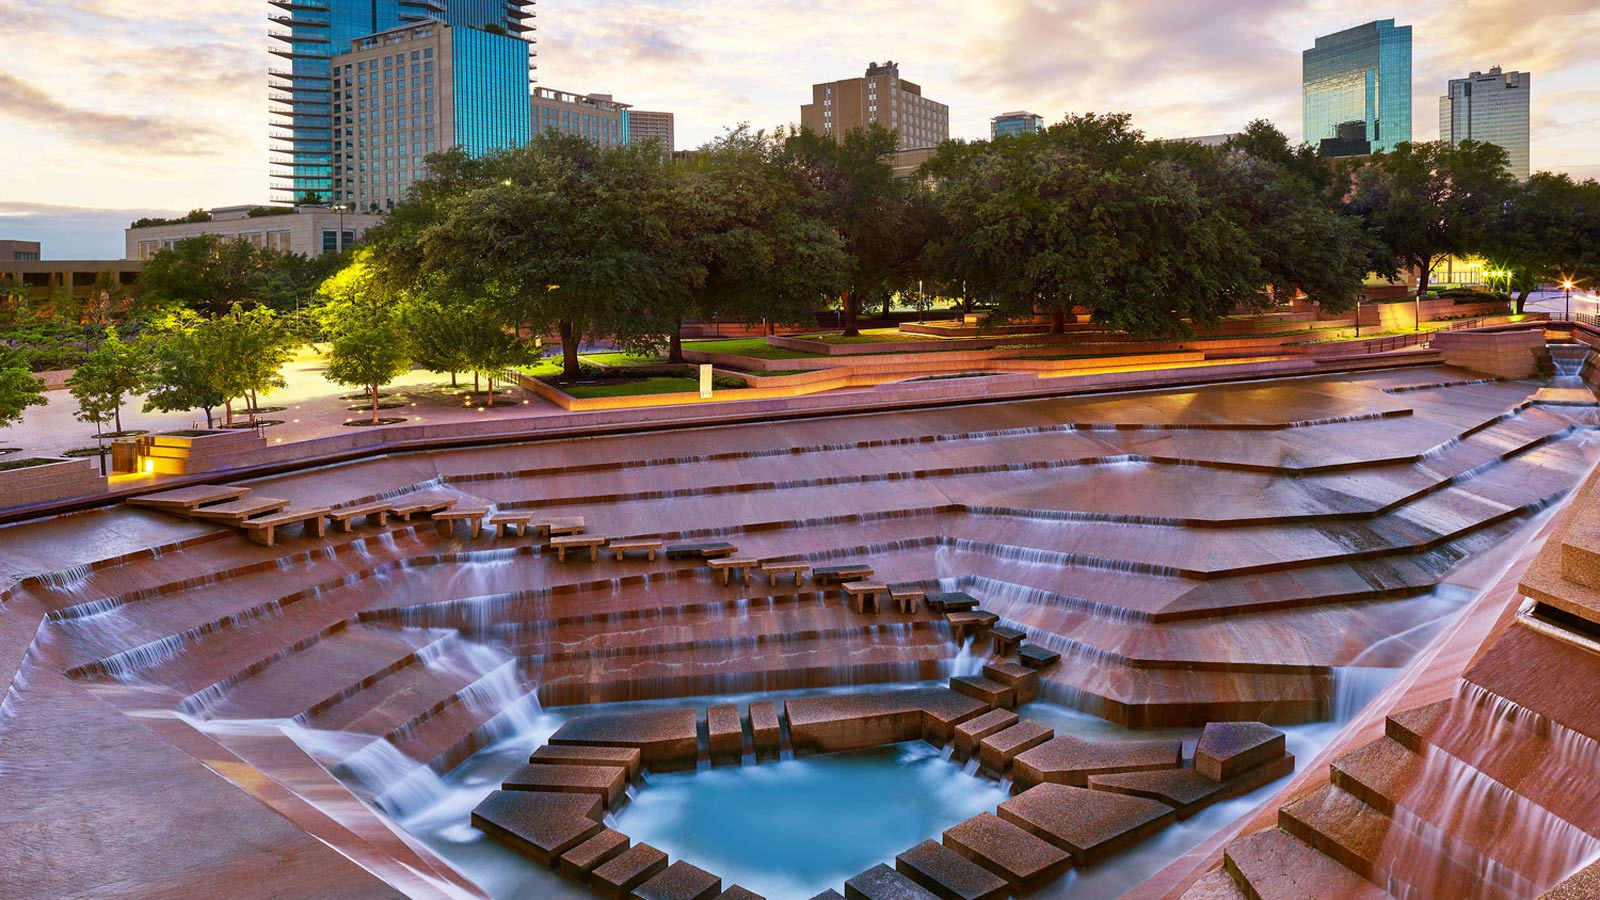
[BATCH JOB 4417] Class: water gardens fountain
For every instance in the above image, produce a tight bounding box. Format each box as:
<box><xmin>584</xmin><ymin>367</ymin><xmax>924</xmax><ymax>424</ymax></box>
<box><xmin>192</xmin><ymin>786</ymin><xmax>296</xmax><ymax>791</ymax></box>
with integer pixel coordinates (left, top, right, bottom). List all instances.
<box><xmin>3</xmin><ymin>357</ymin><xmax>1600</xmax><ymax>899</ymax></box>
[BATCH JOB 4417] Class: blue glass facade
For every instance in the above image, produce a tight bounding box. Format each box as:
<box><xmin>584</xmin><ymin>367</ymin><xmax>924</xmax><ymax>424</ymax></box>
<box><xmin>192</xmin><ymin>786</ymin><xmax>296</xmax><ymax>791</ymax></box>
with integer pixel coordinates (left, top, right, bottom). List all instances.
<box><xmin>1302</xmin><ymin>19</ymin><xmax>1411</xmax><ymax>156</ymax></box>
<box><xmin>991</xmin><ymin>112</ymin><xmax>1043</xmax><ymax>139</ymax></box>
<box><xmin>270</xmin><ymin>0</ymin><xmax>533</xmax><ymax>203</ymax></box>
<box><xmin>451</xmin><ymin>28</ymin><xmax>532</xmax><ymax>157</ymax></box>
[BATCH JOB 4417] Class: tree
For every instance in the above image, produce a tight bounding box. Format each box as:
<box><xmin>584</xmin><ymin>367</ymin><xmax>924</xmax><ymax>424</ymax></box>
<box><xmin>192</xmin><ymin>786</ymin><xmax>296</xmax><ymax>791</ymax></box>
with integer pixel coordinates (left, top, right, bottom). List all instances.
<box><xmin>0</xmin><ymin>353</ymin><xmax>46</xmax><ymax>428</ymax></box>
<box><xmin>326</xmin><ymin>318</ymin><xmax>412</xmax><ymax>424</ymax></box>
<box><xmin>136</xmin><ymin>235</ymin><xmax>274</xmax><ymax>316</ymax></box>
<box><xmin>202</xmin><ymin>305</ymin><xmax>291</xmax><ymax>424</ymax></box>
<box><xmin>141</xmin><ymin>314</ymin><xmax>227</xmax><ymax>428</ymax></box>
<box><xmin>369</xmin><ymin>132</ymin><xmax>687</xmax><ymax>378</ymax></box>
<box><xmin>1488</xmin><ymin>173</ymin><xmax>1600</xmax><ymax>312</ymax></box>
<box><xmin>66</xmin><ymin>328</ymin><xmax>148</xmax><ymax>434</ymax></box>
<box><xmin>400</xmin><ymin>292</ymin><xmax>474</xmax><ymax>386</ymax></box>
<box><xmin>1345</xmin><ymin>140</ymin><xmax>1517</xmax><ymax>297</ymax></box>
<box><xmin>783</xmin><ymin>124</ymin><xmax>913</xmax><ymax>335</ymax></box>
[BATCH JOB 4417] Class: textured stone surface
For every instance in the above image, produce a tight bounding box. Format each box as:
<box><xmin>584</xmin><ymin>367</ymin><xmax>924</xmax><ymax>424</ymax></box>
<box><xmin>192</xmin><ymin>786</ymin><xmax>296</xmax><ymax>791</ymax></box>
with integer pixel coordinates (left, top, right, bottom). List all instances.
<box><xmin>633</xmin><ymin>859</ymin><xmax>723</xmax><ymax>900</ymax></box>
<box><xmin>786</xmin><ymin>688</ymin><xmax>985</xmax><ymax>752</ymax></box>
<box><xmin>591</xmin><ymin>843</ymin><xmax>670</xmax><ymax>898</ymax></box>
<box><xmin>949</xmin><ymin>675</ymin><xmax>1014</xmax><ymax>709</ymax></box>
<box><xmin>997</xmin><ymin>783</ymin><xmax>1175</xmax><ymax>864</ymax></box>
<box><xmin>977</xmin><ymin>720</ymin><xmax>1053</xmax><ymax>772</ymax></box>
<box><xmin>550</xmin><ymin>709</ymin><xmax>700</xmax><ymax>770</ymax></box>
<box><xmin>844</xmin><ymin>862</ymin><xmax>940</xmax><ymax>900</ymax></box>
<box><xmin>952</xmin><ymin>708</ymin><xmax>1018</xmax><ymax>760</ymax></box>
<box><xmin>1194</xmin><ymin>722</ymin><xmax>1286</xmax><ymax>782</ymax></box>
<box><xmin>530</xmin><ymin>743</ymin><xmax>644</xmax><ymax>780</ymax></box>
<box><xmin>943</xmin><ymin>812</ymin><xmax>1071</xmax><ymax>890</ymax></box>
<box><xmin>559</xmin><ymin>828</ymin><xmax>630</xmax><ymax>880</ymax></box>
<box><xmin>748</xmin><ymin>701</ymin><xmax>781</xmax><ymax>758</ymax></box>
<box><xmin>707</xmin><ymin>704</ymin><xmax>743</xmax><ymax>764</ymax></box>
<box><xmin>1089</xmin><ymin>752</ymin><xmax>1294</xmax><ymax>818</ymax></box>
<box><xmin>895</xmin><ymin>840</ymin><xmax>1009</xmax><ymax>900</ymax></box>
<box><xmin>1012</xmin><ymin>735</ymin><xmax>1182</xmax><ymax>789</ymax></box>
<box><xmin>472</xmin><ymin>789</ymin><xmax>604</xmax><ymax>866</ymax></box>
<box><xmin>714</xmin><ymin>888</ymin><xmax>765</xmax><ymax>900</ymax></box>
<box><xmin>981</xmin><ymin>661</ymin><xmax>1038</xmax><ymax>704</ymax></box>
<box><xmin>1222</xmin><ymin>827</ymin><xmax>1388</xmax><ymax>900</ymax></box>
<box><xmin>502</xmin><ymin>762</ymin><xmax>628</xmax><ymax>807</ymax></box>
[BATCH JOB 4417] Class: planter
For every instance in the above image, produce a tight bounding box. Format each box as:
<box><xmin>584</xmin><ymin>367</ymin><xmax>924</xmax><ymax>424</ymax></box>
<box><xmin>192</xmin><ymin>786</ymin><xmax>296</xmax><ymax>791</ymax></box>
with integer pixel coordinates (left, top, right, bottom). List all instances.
<box><xmin>0</xmin><ymin>456</ymin><xmax>106</xmax><ymax>510</ymax></box>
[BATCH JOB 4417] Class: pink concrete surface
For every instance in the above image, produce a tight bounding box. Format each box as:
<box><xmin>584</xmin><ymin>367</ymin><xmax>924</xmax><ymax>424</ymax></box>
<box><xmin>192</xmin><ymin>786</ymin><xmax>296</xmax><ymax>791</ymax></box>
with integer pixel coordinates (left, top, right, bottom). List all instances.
<box><xmin>0</xmin><ymin>364</ymin><xmax>1595</xmax><ymax>897</ymax></box>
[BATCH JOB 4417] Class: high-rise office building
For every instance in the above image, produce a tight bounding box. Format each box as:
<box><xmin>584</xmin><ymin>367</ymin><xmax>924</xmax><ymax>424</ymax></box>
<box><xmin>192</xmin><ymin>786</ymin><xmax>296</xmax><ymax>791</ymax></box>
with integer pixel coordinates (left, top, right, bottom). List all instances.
<box><xmin>991</xmin><ymin>111</ymin><xmax>1043</xmax><ymax>139</ymax></box>
<box><xmin>330</xmin><ymin>22</ymin><xmax>532</xmax><ymax>211</ymax></box>
<box><xmin>531</xmin><ymin>89</ymin><xmax>630</xmax><ymax>148</ymax></box>
<box><xmin>269</xmin><ymin>0</ymin><xmax>535</xmax><ymax>204</ymax></box>
<box><xmin>1302</xmin><ymin>19</ymin><xmax>1411</xmax><ymax>157</ymax></box>
<box><xmin>800</xmin><ymin>61</ymin><xmax>949</xmax><ymax>150</ymax></box>
<box><xmin>1440</xmin><ymin>67</ymin><xmax>1531</xmax><ymax>180</ymax></box>
<box><xmin>629</xmin><ymin>110</ymin><xmax>676</xmax><ymax>157</ymax></box>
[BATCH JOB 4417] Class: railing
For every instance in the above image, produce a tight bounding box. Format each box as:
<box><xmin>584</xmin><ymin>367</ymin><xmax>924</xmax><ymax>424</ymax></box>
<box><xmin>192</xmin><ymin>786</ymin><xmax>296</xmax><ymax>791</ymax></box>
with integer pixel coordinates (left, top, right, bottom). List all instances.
<box><xmin>1547</xmin><ymin>312</ymin><xmax>1600</xmax><ymax>328</ymax></box>
<box><xmin>1362</xmin><ymin>332</ymin><xmax>1428</xmax><ymax>354</ymax></box>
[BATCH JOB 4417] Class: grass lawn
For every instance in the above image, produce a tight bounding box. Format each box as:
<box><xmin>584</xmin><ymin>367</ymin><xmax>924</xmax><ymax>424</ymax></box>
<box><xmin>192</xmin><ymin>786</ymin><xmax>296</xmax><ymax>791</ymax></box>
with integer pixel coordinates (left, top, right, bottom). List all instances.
<box><xmin>561</xmin><ymin>377</ymin><xmax>703</xmax><ymax>398</ymax></box>
<box><xmin>682</xmin><ymin>338</ymin><xmax>822</xmax><ymax>360</ymax></box>
<box><xmin>793</xmin><ymin>328</ymin><xmax>943</xmax><ymax>344</ymax></box>
<box><xmin>579</xmin><ymin>351</ymin><xmax>668</xmax><ymax>367</ymax></box>
<box><xmin>520</xmin><ymin>357</ymin><xmax>566</xmax><ymax>377</ymax></box>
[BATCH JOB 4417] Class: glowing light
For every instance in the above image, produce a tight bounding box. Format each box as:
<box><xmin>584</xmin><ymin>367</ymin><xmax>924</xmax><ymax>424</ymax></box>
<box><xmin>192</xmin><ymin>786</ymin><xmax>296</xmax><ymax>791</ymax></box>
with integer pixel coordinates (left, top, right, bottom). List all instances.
<box><xmin>142</xmin><ymin>458</ymin><xmax>154</xmax><ymax>475</ymax></box>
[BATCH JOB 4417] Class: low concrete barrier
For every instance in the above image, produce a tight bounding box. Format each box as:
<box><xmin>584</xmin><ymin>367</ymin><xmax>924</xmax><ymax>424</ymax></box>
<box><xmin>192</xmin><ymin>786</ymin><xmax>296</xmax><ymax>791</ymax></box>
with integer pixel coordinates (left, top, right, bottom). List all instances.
<box><xmin>0</xmin><ymin>457</ymin><xmax>107</xmax><ymax>508</ymax></box>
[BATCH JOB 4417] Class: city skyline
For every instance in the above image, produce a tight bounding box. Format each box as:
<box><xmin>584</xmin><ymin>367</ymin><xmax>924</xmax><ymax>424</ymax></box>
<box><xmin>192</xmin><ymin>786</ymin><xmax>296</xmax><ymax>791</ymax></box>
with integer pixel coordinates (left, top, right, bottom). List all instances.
<box><xmin>3</xmin><ymin>0</ymin><xmax>1598</xmax><ymax>257</ymax></box>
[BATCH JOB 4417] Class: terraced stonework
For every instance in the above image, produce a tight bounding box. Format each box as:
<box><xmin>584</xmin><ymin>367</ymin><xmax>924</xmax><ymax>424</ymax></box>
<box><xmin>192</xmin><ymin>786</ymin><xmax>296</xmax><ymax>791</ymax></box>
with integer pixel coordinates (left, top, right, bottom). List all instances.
<box><xmin>0</xmin><ymin>364</ymin><xmax>1596</xmax><ymax>897</ymax></box>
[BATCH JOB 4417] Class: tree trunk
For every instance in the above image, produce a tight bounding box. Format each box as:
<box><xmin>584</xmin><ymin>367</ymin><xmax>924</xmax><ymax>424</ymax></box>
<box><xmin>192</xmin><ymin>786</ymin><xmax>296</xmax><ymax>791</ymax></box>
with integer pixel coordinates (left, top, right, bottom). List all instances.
<box><xmin>840</xmin><ymin>289</ymin><xmax>860</xmax><ymax>337</ymax></box>
<box><xmin>224</xmin><ymin>398</ymin><xmax>233</xmax><ymax>426</ymax></box>
<box><xmin>766</xmin><ymin>319</ymin><xmax>776</xmax><ymax>336</ymax></box>
<box><xmin>487</xmin><ymin>376</ymin><xmax>495</xmax><ymax>407</ymax></box>
<box><xmin>559</xmin><ymin>320</ymin><xmax>581</xmax><ymax>378</ymax></box>
<box><xmin>114</xmin><ymin>403</ymin><xmax>123</xmax><ymax>433</ymax></box>
<box><xmin>1514</xmin><ymin>289</ymin><xmax>1530</xmax><ymax>315</ymax></box>
<box><xmin>1415</xmin><ymin>260</ymin><xmax>1431</xmax><ymax>299</ymax></box>
<box><xmin>883</xmin><ymin>293</ymin><xmax>891</xmax><ymax>317</ymax></box>
<box><xmin>1051</xmin><ymin>307</ymin><xmax>1065</xmax><ymax>335</ymax></box>
<box><xmin>668</xmin><ymin>322</ymin><xmax>684</xmax><ymax>363</ymax></box>
<box><xmin>450</xmin><ymin>371</ymin><xmax>458</xmax><ymax>388</ymax></box>
<box><xmin>370</xmin><ymin>384</ymin><xmax>379</xmax><ymax>424</ymax></box>
<box><xmin>474</xmin><ymin>371</ymin><xmax>480</xmax><ymax>393</ymax></box>
<box><xmin>202</xmin><ymin>406</ymin><xmax>214</xmax><ymax>429</ymax></box>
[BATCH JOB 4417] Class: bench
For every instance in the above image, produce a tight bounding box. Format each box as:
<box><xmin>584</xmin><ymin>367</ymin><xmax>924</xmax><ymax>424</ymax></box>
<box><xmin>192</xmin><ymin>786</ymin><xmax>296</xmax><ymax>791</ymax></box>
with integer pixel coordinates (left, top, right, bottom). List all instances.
<box><xmin>241</xmin><ymin>507</ymin><xmax>331</xmax><ymax>547</ymax></box>
<box><xmin>925</xmin><ymin>591</ymin><xmax>979</xmax><ymax>613</ymax></box>
<box><xmin>812</xmin><ymin>564</ymin><xmax>874</xmax><ymax>585</ymax></box>
<box><xmin>189</xmin><ymin>496</ymin><xmax>290</xmax><ymax>523</ymax></box>
<box><xmin>127</xmin><ymin>484</ymin><xmax>251</xmax><ymax>512</ymax></box>
<box><xmin>434</xmin><ymin>505</ymin><xmax>491</xmax><ymax>540</ymax></box>
<box><xmin>707</xmin><ymin>557</ymin><xmax>759</xmax><ymax>586</ymax></box>
<box><xmin>890</xmin><ymin>585</ymin><xmax>926</xmax><ymax>614</ymax></box>
<box><xmin>945</xmin><ymin>610</ymin><xmax>998</xmax><ymax>644</ymax></box>
<box><xmin>487</xmin><ymin>511</ymin><xmax>536</xmax><ymax>537</ymax></box>
<box><xmin>665</xmin><ymin>542</ymin><xmax>737</xmax><ymax>560</ymax></box>
<box><xmin>535</xmin><ymin>516</ymin><xmax>586</xmax><ymax>538</ymax></box>
<box><xmin>389</xmin><ymin>496</ymin><xmax>458</xmax><ymax>522</ymax></box>
<box><xmin>842</xmin><ymin>580</ymin><xmax>889</xmax><ymax>614</ymax></box>
<box><xmin>760</xmin><ymin>561</ymin><xmax>811</xmax><ymax>587</ymax></box>
<box><xmin>326</xmin><ymin>501</ymin><xmax>392</xmax><ymax>532</ymax></box>
<box><xmin>549</xmin><ymin>534</ymin><xmax>607</xmax><ymax>562</ymax></box>
<box><xmin>609</xmin><ymin>539</ymin><xmax>665</xmax><ymax>561</ymax></box>
<box><xmin>989</xmin><ymin>625</ymin><xmax>1026</xmax><ymax>656</ymax></box>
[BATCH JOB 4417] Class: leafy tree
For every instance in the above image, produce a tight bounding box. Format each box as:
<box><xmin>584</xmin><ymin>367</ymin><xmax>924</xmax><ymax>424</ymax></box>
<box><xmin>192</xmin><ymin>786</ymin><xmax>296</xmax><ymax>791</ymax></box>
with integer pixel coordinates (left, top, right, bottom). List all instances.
<box><xmin>207</xmin><ymin>305</ymin><xmax>292</xmax><ymax>424</ymax></box>
<box><xmin>137</xmin><ymin>235</ymin><xmax>274</xmax><ymax>316</ymax></box>
<box><xmin>141</xmin><ymin>313</ymin><xmax>227</xmax><ymax>428</ymax></box>
<box><xmin>1222</xmin><ymin>119</ymin><xmax>1336</xmax><ymax>198</ymax></box>
<box><xmin>0</xmin><ymin>278</ymin><xmax>29</xmax><ymax>328</ymax></box>
<box><xmin>399</xmin><ymin>292</ymin><xmax>473</xmax><ymax>386</ymax></box>
<box><xmin>0</xmin><ymin>352</ymin><xmax>46</xmax><ymax>427</ymax></box>
<box><xmin>451</xmin><ymin>300</ymin><xmax>535</xmax><ymax>405</ymax></box>
<box><xmin>65</xmin><ymin>328</ymin><xmax>148</xmax><ymax>433</ymax></box>
<box><xmin>1488</xmin><ymin>173</ymin><xmax>1600</xmax><ymax>312</ymax></box>
<box><xmin>326</xmin><ymin>317</ymin><xmax>412</xmax><ymax>424</ymax></box>
<box><xmin>783</xmin><ymin>124</ymin><xmax>912</xmax><ymax>335</ymax></box>
<box><xmin>1345</xmin><ymin>140</ymin><xmax>1517</xmax><ymax>297</ymax></box>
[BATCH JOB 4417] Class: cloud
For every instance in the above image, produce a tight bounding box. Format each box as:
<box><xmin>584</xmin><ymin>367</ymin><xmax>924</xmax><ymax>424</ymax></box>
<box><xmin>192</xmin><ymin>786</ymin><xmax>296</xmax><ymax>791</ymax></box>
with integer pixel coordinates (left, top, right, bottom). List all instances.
<box><xmin>0</xmin><ymin>202</ymin><xmax>182</xmax><ymax>259</ymax></box>
<box><xmin>0</xmin><ymin>73</ymin><xmax>229</xmax><ymax>156</ymax></box>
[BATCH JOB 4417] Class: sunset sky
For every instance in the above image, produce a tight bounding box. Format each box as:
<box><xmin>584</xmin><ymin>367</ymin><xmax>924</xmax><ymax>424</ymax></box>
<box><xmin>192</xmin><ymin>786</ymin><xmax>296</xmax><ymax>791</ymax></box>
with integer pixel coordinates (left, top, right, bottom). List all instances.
<box><xmin>2</xmin><ymin>0</ymin><xmax>1597</xmax><ymax>257</ymax></box>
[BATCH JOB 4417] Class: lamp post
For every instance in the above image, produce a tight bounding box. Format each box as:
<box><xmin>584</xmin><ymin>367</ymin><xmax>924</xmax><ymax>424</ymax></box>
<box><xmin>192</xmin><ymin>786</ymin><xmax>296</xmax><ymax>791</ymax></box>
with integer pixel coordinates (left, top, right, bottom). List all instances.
<box><xmin>330</xmin><ymin>202</ymin><xmax>350</xmax><ymax>253</ymax></box>
<box><xmin>1564</xmin><ymin>280</ymin><xmax>1576</xmax><ymax>321</ymax></box>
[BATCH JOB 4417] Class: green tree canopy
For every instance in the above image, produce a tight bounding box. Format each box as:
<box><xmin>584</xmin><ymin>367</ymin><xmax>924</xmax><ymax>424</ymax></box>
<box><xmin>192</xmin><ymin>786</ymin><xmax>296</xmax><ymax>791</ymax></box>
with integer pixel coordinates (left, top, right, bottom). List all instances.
<box><xmin>66</xmin><ymin>328</ymin><xmax>148</xmax><ymax>433</ymax></box>
<box><xmin>326</xmin><ymin>317</ymin><xmax>412</xmax><ymax>424</ymax></box>
<box><xmin>141</xmin><ymin>312</ymin><xmax>227</xmax><ymax>429</ymax></box>
<box><xmin>0</xmin><ymin>352</ymin><xmax>47</xmax><ymax>428</ymax></box>
<box><xmin>1487</xmin><ymin>172</ymin><xmax>1600</xmax><ymax>312</ymax></box>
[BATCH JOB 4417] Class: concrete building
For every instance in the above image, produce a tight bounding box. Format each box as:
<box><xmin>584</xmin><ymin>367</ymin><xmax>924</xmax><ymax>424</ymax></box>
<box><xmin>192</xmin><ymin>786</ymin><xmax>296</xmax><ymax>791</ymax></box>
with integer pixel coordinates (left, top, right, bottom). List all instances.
<box><xmin>328</xmin><ymin>22</ymin><xmax>532</xmax><ymax>211</ymax></box>
<box><xmin>125</xmin><ymin>206</ymin><xmax>381</xmax><ymax>260</ymax></box>
<box><xmin>0</xmin><ymin>241</ymin><xmax>41</xmax><ymax>261</ymax></box>
<box><xmin>800</xmin><ymin>61</ymin><xmax>949</xmax><ymax>150</ymax></box>
<box><xmin>628</xmin><ymin>109</ymin><xmax>676</xmax><ymax>157</ymax></box>
<box><xmin>991</xmin><ymin>111</ymin><xmax>1043</xmax><ymax>139</ymax></box>
<box><xmin>1303</xmin><ymin>19</ymin><xmax>1412</xmax><ymax>157</ymax></box>
<box><xmin>0</xmin><ymin>258</ymin><xmax>141</xmax><ymax>304</ymax></box>
<box><xmin>531</xmin><ymin>88</ymin><xmax>630</xmax><ymax>148</ymax></box>
<box><xmin>1440</xmin><ymin>67</ymin><xmax>1531</xmax><ymax>180</ymax></box>
<box><xmin>269</xmin><ymin>0</ymin><xmax>535</xmax><ymax>204</ymax></box>
<box><xmin>1169</xmin><ymin>133</ymin><xmax>1240</xmax><ymax>148</ymax></box>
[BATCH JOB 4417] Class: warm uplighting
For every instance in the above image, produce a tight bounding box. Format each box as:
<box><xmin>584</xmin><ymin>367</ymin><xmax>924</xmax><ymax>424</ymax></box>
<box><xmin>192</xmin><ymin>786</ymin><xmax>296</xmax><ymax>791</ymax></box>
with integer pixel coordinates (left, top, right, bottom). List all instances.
<box><xmin>1563</xmin><ymin>281</ymin><xmax>1576</xmax><ymax>291</ymax></box>
<box><xmin>142</xmin><ymin>458</ymin><xmax>155</xmax><ymax>475</ymax></box>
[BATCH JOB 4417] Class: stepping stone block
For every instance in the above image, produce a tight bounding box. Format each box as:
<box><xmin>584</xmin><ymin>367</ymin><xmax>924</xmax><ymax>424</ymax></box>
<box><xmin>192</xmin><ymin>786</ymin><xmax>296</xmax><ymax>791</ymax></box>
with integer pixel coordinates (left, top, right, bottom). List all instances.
<box><xmin>981</xmin><ymin>661</ymin><xmax>1038</xmax><ymax>705</ymax></box>
<box><xmin>942</xmin><ymin>812</ymin><xmax>1071</xmax><ymax>891</ymax></box>
<box><xmin>708</xmin><ymin>704</ymin><xmax>743</xmax><ymax>765</ymax></box>
<box><xmin>925</xmin><ymin>592</ymin><xmax>979</xmax><ymax>612</ymax></box>
<box><xmin>715</xmin><ymin>889</ymin><xmax>764</xmax><ymax>900</ymax></box>
<box><xmin>530</xmin><ymin>744</ymin><xmax>643</xmax><ymax>781</ymax></box>
<box><xmin>978</xmin><ymin>720</ymin><xmax>1054</xmax><ymax>773</ymax></box>
<box><xmin>1012</xmin><ymin>736</ymin><xmax>1182</xmax><ymax>790</ymax></box>
<box><xmin>472</xmin><ymin>789</ymin><xmax>604</xmax><ymax>867</ymax></box>
<box><xmin>988</xmin><ymin>626</ymin><xmax>1025</xmax><ymax>656</ymax></box>
<box><xmin>1222</xmin><ymin>827</ymin><xmax>1382</xmax><ymax>900</ymax></box>
<box><xmin>953</xmin><ymin>708</ymin><xmax>1018</xmax><ymax>761</ymax></box>
<box><xmin>749</xmin><ymin>701</ymin><xmax>781</xmax><ymax>758</ymax></box>
<box><xmin>559</xmin><ymin>828</ymin><xmax>630</xmax><ymax>880</ymax></box>
<box><xmin>997</xmin><ymin>783</ymin><xmax>1175</xmax><ymax>865</ymax></box>
<box><xmin>551</xmin><ymin>708</ymin><xmax>699</xmax><ymax>770</ymax></box>
<box><xmin>1185</xmin><ymin>869</ymin><xmax>1249</xmax><ymax>900</ymax></box>
<box><xmin>949</xmin><ymin>675</ymin><xmax>1014</xmax><ymax>709</ymax></box>
<box><xmin>786</xmin><ymin>688</ymin><xmax>986</xmax><ymax>753</ymax></box>
<box><xmin>1195</xmin><ymin>722</ymin><xmax>1286</xmax><ymax>782</ymax></box>
<box><xmin>844</xmin><ymin>862</ymin><xmax>939</xmax><ymax>900</ymax></box>
<box><xmin>808</xmin><ymin>892</ymin><xmax>845</xmax><ymax>900</ymax></box>
<box><xmin>666</xmin><ymin>542</ymin><xmax>737</xmax><ymax>559</ymax></box>
<box><xmin>1089</xmin><ymin>752</ymin><xmax>1295</xmax><ymax>819</ymax></box>
<box><xmin>1016</xmin><ymin>645</ymin><xmax>1060</xmax><ymax>670</ymax></box>
<box><xmin>945</xmin><ymin>611</ymin><xmax>998</xmax><ymax>642</ymax></box>
<box><xmin>895</xmin><ymin>840</ymin><xmax>1008</xmax><ymax>900</ymax></box>
<box><xmin>502</xmin><ymin>763</ymin><xmax>628</xmax><ymax>808</ymax></box>
<box><xmin>633</xmin><ymin>860</ymin><xmax>723</xmax><ymax>900</ymax></box>
<box><xmin>591</xmin><ymin>843</ymin><xmax>670</xmax><ymax>899</ymax></box>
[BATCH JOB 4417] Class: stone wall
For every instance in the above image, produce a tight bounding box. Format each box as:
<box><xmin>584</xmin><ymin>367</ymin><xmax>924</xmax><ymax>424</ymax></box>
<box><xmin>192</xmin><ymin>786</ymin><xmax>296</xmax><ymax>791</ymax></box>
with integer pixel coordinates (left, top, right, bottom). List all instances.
<box><xmin>1429</xmin><ymin>328</ymin><xmax>1550</xmax><ymax>378</ymax></box>
<box><xmin>0</xmin><ymin>457</ymin><xmax>106</xmax><ymax>509</ymax></box>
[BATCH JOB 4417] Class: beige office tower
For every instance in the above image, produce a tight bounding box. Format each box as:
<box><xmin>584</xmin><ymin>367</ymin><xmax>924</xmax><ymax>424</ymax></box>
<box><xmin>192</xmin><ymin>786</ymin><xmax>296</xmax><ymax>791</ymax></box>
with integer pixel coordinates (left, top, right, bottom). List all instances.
<box><xmin>1440</xmin><ymin>67</ymin><xmax>1531</xmax><ymax>180</ymax></box>
<box><xmin>629</xmin><ymin>110</ymin><xmax>676</xmax><ymax>157</ymax></box>
<box><xmin>800</xmin><ymin>61</ymin><xmax>949</xmax><ymax>150</ymax></box>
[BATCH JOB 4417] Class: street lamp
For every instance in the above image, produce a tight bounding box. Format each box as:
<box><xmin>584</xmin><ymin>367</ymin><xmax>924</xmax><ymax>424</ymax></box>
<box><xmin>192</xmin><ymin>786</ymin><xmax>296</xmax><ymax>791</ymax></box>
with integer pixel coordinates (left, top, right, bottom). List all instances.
<box><xmin>330</xmin><ymin>202</ymin><xmax>350</xmax><ymax>253</ymax></box>
<box><xmin>1563</xmin><ymin>279</ymin><xmax>1576</xmax><ymax>320</ymax></box>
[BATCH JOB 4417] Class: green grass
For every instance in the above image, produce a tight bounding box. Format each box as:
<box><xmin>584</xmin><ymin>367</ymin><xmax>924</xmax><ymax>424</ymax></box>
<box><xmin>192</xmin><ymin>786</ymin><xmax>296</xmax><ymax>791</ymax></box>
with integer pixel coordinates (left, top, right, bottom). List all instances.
<box><xmin>520</xmin><ymin>357</ymin><xmax>566</xmax><ymax>377</ymax></box>
<box><xmin>682</xmin><ymin>338</ymin><xmax>822</xmax><ymax>360</ymax></box>
<box><xmin>579</xmin><ymin>351</ymin><xmax>668</xmax><ymax>367</ymax></box>
<box><xmin>561</xmin><ymin>377</ymin><xmax>704</xmax><ymax>398</ymax></box>
<box><xmin>793</xmin><ymin>328</ymin><xmax>943</xmax><ymax>344</ymax></box>
<box><xmin>0</xmin><ymin>457</ymin><xmax>61</xmax><ymax>472</ymax></box>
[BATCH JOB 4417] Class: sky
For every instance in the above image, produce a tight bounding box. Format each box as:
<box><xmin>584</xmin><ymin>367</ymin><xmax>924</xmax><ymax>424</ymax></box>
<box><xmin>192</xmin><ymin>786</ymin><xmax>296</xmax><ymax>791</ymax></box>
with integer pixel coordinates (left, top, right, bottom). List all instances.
<box><xmin>1</xmin><ymin>0</ymin><xmax>1597</xmax><ymax>258</ymax></box>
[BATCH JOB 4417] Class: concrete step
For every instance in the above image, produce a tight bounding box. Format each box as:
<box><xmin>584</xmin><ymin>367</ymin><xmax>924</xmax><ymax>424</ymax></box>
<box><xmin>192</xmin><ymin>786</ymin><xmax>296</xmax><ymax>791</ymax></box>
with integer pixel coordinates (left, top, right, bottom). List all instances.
<box><xmin>894</xmin><ymin>839</ymin><xmax>1008</xmax><ymax>900</ymax></box>
<box><xmin>1221</xmin><ymin>827</ymin><xmax>1388</xmax><ymax>900</ymax></box>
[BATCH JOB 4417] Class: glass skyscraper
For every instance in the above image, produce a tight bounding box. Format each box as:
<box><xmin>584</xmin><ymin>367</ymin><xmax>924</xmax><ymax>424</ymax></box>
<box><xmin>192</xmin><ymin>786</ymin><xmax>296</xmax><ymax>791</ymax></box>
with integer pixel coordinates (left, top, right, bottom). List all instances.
<box><xmin>269</xmin><ymin>0</ymin><xmax>535</xmax><ymax>203</ymax></box>
<box><xmin>1302</xmin><ymin>19</ymin><xmax>1412</xmax><ymax>157</ymax></box>
<box><xmin>1440</xmin><ymin>68</ymin><xmax>1531</xmax><ymax>180</ymax></box>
